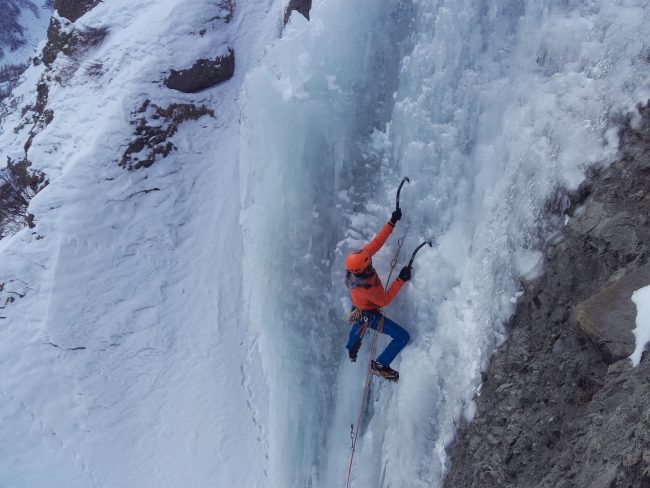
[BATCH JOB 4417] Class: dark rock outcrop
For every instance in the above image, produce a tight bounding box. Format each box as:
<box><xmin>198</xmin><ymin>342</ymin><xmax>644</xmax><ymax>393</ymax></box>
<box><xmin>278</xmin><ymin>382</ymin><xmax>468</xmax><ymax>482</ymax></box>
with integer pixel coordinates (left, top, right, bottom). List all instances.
<box><xmin>0</xmin><ymin>158</ymin><xmax>46</xmax><ymax>238</ymax></box>
<box><xmin>42</xmin><ymin>16</ymin><xmax>108</xmax><ymax>68</ymax></box>
<box><xmin>164</xmin><ymin>49</ymin><xmax>234</xmax><ymax>93</ymax></box>
<box><xmin>214</xmin><ymin>0</ymin><xmax>235</xmax><ymax>23</ymax></box>
<box><xmin>284</xmin><ymin>0</ymin><xmax>312</xmax><ymax>24</ymax></box>
<box><xmin>120</xmin><ymin>100</ymin><xmax>214</xmax><ymax>170</ymax></box>
<box><xmin>576</xmin><ymin>263</ymin><xmax>650</xmax><ymax>363</ymax></box>
<box><xmin>42</xmin><ymin>17</ymin><xmax>69</xmax><ymax>66</ymax></box>
<box><xmin>444</xmin><ymin>104</ymin><xmax>650</xmax><ymax>488</ymax></box>
<box><xmin>55</xmin><ymin>0</ymin><xmax>100</xmax><ymax>22</ymax></box>
<box><xmin>21</xmin><ymin>81</ymin><xmax>54</xmax><ymax>154</ymax></box>
<box><xmin>1</xmin><ymin>2</ymin><xmax>103</xmax><ymax>241</ymax></box>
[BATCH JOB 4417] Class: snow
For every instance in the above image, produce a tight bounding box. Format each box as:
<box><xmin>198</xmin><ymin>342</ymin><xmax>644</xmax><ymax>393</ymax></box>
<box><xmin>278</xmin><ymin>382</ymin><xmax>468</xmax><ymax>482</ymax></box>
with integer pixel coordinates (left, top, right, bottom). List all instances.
<box><xmin>0</xmin><ymin>0</ymin><xmax>282</xmax><ymax>487</ymax></box>
<box><xmin>631</xmin><ymin>285</ymin><xmax>650</xmax><ymax>366</ymax></box>
<box><xmin>0</xmin><ymin>0</ymin><xmax>648</xmax><ymax>487</ymax></box>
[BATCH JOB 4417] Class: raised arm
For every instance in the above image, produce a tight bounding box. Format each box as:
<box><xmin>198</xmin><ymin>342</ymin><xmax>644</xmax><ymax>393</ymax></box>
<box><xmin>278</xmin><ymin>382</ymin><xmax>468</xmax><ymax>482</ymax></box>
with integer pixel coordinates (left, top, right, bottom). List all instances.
<box><xmin>363</xmin><ymin>221</ymin><xmax>395</xmax><ymax>257</ymax></box>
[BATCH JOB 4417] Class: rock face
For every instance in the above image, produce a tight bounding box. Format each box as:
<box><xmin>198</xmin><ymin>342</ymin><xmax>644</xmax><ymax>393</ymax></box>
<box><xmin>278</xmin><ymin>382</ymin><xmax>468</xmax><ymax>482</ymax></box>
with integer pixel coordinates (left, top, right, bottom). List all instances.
<box><xmin>119</xmin><ymin>100</ymin><xmax>214</xmax><ymax>170</ymax></box>
<box><xmin>164</xmin><ymin>49</ymin><xmax>235</xmax><ymax>93</ymax></box>
<box><xmin>0</xmin><ymin>159</ymin><xmax>46</xmax><ymax>238</ymax></box>
<box><xmin>55</xmin><ymin>0</ymin><xmax>100</xmax><ymax>22</ymax></box>
<box><xmin>576</xmin><ymin>263</ymin><xmax>650</xmax><ymax>363</ymax></box>
<box><xmin>284</xmin><ymin>0</ymin><xmax>312</xmax><ymax>24</ymax></box>
<box><xmin>42</xmin><ymin>17</ymin><xmax>108</xmax><ymax>68</ymax></box>
<box><xmin>1</xmin><ymin>1</ymin><xmax>105</xmax><ymax>241</ymax></box>
<box><xmin>444</xmin><ymin>104</ymin><xmax>650</xmax><ymax>488</ymax></box>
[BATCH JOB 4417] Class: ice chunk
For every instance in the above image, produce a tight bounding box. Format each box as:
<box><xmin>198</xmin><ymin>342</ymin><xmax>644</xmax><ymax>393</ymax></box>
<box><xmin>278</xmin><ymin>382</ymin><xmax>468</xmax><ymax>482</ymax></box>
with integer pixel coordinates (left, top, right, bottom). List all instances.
<box><xmin>630</xmin><ymin>285</ymin><xmax>650</xmax><ymax>366</ymax></box>
<box><xmin>514</xmin><ymin>250</ymin><xmax>543</xmax><ymax>280</ymax></box>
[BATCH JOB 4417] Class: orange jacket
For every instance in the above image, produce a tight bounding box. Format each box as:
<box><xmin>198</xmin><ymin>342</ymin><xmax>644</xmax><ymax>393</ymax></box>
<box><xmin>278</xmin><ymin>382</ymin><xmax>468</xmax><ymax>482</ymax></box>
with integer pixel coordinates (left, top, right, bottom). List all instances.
<box><xmin>346</xmin><ymin>222</ymin><xmax>405</xmax><ymax>311</ymax></box>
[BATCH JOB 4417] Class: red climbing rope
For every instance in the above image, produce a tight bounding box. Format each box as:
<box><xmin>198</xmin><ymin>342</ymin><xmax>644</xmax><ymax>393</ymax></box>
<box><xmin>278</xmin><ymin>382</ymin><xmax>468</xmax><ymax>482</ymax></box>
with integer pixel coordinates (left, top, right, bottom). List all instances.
<box><xmin>346</xmin><ymin>316</ymin><xmax>385</xmax><ymax>488</ymax></box>
<box><xmin>345</xmin><ymin>319</ymin><xmax>380</xmax><ymax>488</ymax></box>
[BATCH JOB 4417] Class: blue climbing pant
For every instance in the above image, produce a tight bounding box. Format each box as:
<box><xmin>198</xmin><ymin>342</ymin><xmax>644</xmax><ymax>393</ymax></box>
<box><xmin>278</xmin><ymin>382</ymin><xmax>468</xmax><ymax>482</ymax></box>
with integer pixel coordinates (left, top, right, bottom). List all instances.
<box><xmin>346</xmin><ymin>311</ymin><xmax>410</xmax><ymax>366</ymax></box>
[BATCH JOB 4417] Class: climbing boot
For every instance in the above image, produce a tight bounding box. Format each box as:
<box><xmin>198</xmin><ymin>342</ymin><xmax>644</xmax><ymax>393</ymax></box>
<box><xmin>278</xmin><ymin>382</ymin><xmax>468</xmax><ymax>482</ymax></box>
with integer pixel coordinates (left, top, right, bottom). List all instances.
<box><xmin>371</xmin><ymin>361</ymin><xmax>399</xmax><ymax>382</ymax></box>
<box><xmin>348</xmin><ymin>341</ymin><xmax>361</xmax><ymax>362</ymax></box>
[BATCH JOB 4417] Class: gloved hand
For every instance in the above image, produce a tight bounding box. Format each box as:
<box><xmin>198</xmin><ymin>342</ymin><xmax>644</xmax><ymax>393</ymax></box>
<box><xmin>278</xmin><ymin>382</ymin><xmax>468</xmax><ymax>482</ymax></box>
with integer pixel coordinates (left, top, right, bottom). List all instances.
<box><xmin>390</xmin><ymin>208</ymin><xmax>402</xmax><ymax>224</ymax></box>
<box><xmin>398</xmin><ymin>266</ymin><xmax>411</xmax><ymax>282</ymax></box>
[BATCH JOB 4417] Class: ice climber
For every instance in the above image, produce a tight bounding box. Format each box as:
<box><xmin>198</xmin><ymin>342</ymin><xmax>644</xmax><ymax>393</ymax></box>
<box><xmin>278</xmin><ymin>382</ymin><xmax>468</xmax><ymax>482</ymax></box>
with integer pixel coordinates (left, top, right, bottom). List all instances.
<box><xmin>345</xmin><ymin>209</ymin><xmax>411</xmax><ymax>381</ymax></box>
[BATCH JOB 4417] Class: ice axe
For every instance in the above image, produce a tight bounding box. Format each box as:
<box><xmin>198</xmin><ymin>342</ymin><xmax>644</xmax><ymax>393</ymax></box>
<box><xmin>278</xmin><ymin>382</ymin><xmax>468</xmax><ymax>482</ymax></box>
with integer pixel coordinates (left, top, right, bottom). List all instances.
<box><xmin>383</xmin><ymin>176</ymin><xmax>410</xmax><ymax>287</ymax></box>
<box><xmin>395</xmin><ymin>176</ymin><xmax>410</xmax><ymax>212</ymax></box>
<box><xmin>407</xmin><ymin>239</ymin><xmax>433</xmax><ymax>269</ymax></box>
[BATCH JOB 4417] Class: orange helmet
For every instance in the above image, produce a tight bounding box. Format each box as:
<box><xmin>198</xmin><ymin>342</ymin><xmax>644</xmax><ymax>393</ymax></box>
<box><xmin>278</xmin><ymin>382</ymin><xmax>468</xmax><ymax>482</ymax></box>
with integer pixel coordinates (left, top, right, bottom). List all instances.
<box><xmin>345</xmin><ymin>249</ymin><xmax>371</xmax><ymax>274</ymax></box>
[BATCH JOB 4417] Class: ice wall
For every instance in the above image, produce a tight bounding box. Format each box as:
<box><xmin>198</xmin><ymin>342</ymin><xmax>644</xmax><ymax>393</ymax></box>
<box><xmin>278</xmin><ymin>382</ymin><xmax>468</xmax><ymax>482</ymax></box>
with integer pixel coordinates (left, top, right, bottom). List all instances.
<box><xmin>241</xmin><ymin>0</ymin><xmax>650</xmax><ymax>487</ymax></box>
<box><xmin>240</xmin><ymin>1</ymin><xmax>412</xmax><ymax>486</ymax></box>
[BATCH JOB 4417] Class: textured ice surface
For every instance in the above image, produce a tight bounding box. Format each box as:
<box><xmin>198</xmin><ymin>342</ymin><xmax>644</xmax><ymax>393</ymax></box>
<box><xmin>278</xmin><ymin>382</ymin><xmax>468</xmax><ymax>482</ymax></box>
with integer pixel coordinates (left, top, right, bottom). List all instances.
<box><xmin>241</xmin><ymin>0</ymin><xmax>650</xmax><ymax>487</ymax></box>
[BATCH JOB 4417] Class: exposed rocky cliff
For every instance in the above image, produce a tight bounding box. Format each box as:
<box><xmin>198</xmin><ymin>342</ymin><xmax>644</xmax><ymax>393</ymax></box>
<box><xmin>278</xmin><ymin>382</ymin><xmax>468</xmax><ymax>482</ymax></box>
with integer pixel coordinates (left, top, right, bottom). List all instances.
<box><xmin>1</xmin><ymin>0</ymin><xmax>225</xmax><ymax>237</ymax></box>
<box><xmin>164</xmin><ymin>49</ymin><xmax>234</xmax><ymax>94</ymax></box>
<box><xmin>0</xmin><ymin>0</ymin><xmax>103</xmax><ymax>240</ymax></box>
<box><xmin>444</xmin><ymin>104</ymin><xmax>650</xmax><ymax>488</ymax></box>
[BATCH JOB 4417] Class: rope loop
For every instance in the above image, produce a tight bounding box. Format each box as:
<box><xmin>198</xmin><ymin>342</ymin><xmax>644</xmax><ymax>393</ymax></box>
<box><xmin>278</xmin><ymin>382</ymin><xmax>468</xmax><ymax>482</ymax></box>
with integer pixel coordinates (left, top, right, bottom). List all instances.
<box><xmin>384</xmin><ymin>229</ymin><xmax>408</xmax><ymax>287</ymax></box>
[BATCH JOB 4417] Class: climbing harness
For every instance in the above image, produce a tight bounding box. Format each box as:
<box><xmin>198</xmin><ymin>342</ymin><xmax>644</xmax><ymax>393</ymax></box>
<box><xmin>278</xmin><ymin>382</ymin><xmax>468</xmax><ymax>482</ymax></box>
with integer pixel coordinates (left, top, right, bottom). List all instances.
<box><xmin>346</xmin><ymin>307</ymin><xmax>364</xmax><ymax>325</ymax></box>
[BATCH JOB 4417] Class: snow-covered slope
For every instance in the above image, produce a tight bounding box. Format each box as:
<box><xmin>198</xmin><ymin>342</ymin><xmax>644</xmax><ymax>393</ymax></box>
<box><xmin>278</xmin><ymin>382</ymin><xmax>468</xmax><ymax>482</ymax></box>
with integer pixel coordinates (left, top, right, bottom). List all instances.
<box><xmin>0</xmin><ymin>1</ymin><xmax>282</xmax><ymax>486</ymax></box>
<box><xmin>1</xmin><ymin>0</ymin><xmax>649</xmax><ymax>487</ymax></box>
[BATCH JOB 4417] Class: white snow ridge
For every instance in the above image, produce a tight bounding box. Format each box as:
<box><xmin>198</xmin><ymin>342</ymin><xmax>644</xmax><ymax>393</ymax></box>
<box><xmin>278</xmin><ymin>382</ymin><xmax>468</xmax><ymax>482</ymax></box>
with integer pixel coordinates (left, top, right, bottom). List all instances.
<box><xmin>631</xmin><ymin>286</ymin><xmax>650</xmax><ymax>367</ymax></box>
<box><xmin>1</xmin><ymin>0</ymin><xmax>649</xmax><ymax>488</ymax></box>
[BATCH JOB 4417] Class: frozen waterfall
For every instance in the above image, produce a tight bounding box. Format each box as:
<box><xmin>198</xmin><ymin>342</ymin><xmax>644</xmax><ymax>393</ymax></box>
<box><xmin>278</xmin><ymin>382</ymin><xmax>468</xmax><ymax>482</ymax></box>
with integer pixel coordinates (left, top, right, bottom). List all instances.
<box><xmin>240</xmin><ymin>0</ymin><xmax>650</xmax><ymax>487</ymax></box>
